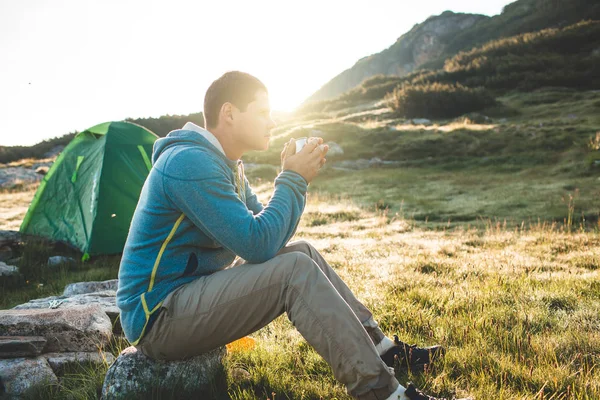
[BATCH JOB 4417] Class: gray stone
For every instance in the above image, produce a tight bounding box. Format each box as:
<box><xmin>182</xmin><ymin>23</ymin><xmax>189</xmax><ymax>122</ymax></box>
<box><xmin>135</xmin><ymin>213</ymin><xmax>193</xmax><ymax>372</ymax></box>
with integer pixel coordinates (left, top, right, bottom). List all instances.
<box><xmin>411</xmin><ymin>118</ymin><xmax>432</xmax><ymax>125</ymax></box>
<box><xmin>102</xmin><ymin>346</ymin><xmax>226</xmax><ymax>399</ymax></box>
<box><xmin>45</xmin><ymin>351</ymin><xmax>116</xmax><ymax>376</ymax></box>
<box><xmin>47</xmin><ymin>255</ymin><xmax>76</xmax><ymax>266</ymax></box>
<box><xmin>325</xmin><ymin>141</ymin><xmax>344</xmax><ymax>156</ymax></box>
<box><xmin>13</xmin><ymin>291</ymin><xmax>121</xmax><ymax>334</ymax></box>
<box><xmin>0</xmin><ymin>231</ymin><xmax>22</xmax><ymax>249</ymax></box>
<box><xmin>35</xmin><ymin>166</ymin><xmax>49</xmax><ymax>175</ymax></box>
<box><xmin>0</xmin><ymin>336</ymin><xmax>46</xmax><ymax>358</ymax></box>
<box><xmin>0</xmin><ymin>305</ymin><xmax>112</xmax><ymax>352</ymax></box>
<box><xmin>0</xmin><ymin>167</ymin><xmax>43</xmax><ymax>189</ymax></box>
<box><xmin>0</xmin><ymin>261</ymin><xmax>17</xmax><ymax>276</ymax></box>
<box><xmin>63</xmin><ymin>279</ymin><xmax>118</xmax><ymax>296</ymax></box>
<box><xmin>332</xmin><ymin>159</ymin><xmax>370</xmax><ymax>171</ymax></box>
<box><xmin>0</xmin><ymin>356</ymin><xmax>58</xmax><ymax>398</ymax></box>
<box><xmin>231</xmin><ymin>367</ymin><xmax>251</xmax><ymax>382</ymax></box>
<box><xmin>31</xmin><ymin>161</ymin><xmax>53</xmax><ymax>171</ymax></box>
<box><xmin>369</xmin><ymin>157</ymin><xmax>383</xmax><ymax>167</ymax></box>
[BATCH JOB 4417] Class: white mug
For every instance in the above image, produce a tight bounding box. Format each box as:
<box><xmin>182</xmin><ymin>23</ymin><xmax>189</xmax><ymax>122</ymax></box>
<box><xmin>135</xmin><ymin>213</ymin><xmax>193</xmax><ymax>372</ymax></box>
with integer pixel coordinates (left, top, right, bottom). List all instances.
<box><xmin>295</xmin><ymin>137</ymin><xmax>308</xmax><ymax>154</ymax></box>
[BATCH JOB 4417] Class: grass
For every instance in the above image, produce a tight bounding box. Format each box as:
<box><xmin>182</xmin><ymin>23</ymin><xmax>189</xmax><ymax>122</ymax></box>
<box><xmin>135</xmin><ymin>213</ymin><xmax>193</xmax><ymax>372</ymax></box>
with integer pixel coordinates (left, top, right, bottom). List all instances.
<box><xmin>3</xmin><ymin>188</ymin><xmax>599</xmax><ymax>399</ymax></box>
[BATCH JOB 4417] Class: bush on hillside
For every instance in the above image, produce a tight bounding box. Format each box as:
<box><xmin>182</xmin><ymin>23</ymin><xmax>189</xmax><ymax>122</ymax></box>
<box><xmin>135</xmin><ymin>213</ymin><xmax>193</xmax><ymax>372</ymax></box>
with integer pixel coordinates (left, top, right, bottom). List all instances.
<box><xmin>0</xmin><ymin>133</ymin><xmax>76</xmax><ymax>165</ymax></box>
<box><xmin>385</xmin><ymin>82</ymin><xmax>496</xmax><ymax>119</ymax></box>
<box><xmin>127</xmin><ymin>112</ymin><xmax>204</xmax><ymax>137</ymax></box>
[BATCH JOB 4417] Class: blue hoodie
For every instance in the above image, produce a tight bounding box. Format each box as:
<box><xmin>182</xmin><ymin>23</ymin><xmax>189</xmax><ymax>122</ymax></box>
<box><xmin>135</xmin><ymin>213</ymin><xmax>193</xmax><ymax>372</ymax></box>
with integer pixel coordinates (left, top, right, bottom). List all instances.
<box><xmin>116</xmin><ymin>124</ymin><xmax>308</xmax><ymax>345</ymax></box>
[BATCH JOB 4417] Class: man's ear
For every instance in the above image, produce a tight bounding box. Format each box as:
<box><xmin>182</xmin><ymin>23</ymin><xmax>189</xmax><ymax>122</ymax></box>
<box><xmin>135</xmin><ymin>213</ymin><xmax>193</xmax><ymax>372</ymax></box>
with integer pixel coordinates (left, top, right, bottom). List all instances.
<box><xmin>220</xmin><ymin>102</ymin><xmax>235</xmax><ymax>126</ymax></box>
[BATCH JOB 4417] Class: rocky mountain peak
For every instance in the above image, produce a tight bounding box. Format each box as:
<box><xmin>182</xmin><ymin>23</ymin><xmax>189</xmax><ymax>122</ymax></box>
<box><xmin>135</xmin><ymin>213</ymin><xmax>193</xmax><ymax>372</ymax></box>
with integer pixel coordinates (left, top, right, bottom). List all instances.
<box><xmin>304</xmin><ymin>11</ymin><xmax>488</xmax><ymax>104</ymax></box>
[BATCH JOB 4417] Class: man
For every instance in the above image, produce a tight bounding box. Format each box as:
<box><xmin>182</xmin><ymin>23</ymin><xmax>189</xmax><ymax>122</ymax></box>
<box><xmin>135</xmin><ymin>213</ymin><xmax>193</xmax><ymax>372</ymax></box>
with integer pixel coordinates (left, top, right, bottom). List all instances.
<box><xmin>117</xmin><ymin>71</ymin><xmax>462</xmax><ymax>400</ymax></box>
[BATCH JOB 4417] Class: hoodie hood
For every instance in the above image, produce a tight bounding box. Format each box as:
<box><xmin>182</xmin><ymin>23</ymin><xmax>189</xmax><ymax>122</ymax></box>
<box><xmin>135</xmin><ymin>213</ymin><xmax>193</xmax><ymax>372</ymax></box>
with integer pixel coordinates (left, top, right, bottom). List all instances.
<box><xmin>151</xmin><ymin>123</ymin><xmax>236</xmax><ymax>168</ymax></box>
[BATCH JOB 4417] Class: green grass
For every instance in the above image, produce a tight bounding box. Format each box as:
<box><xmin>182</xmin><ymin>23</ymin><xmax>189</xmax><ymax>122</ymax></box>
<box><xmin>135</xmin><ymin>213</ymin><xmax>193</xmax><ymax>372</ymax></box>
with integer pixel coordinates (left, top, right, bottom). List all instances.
<box><xmin>5</xmin><ymin>189</ymin><xmax>600</xmax><ymax>399</ymax></box>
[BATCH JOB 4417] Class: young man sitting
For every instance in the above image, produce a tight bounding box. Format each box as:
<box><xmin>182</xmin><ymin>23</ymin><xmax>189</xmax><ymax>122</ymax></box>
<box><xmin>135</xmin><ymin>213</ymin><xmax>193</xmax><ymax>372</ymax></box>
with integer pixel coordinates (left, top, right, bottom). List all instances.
<box><xmin>117</xmin><ymin>71</ymin><xmax>466</xmax><ymax>400</ymax></box>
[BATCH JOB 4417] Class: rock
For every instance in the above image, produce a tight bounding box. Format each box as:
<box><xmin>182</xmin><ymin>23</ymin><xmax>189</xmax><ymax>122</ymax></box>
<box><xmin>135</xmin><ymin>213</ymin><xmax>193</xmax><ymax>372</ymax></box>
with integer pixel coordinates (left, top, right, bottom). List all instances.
<box><xmin>567</xmin><ymin>114</ymin><xmax>577</xmax><ymax>119</ymax></box>
<box><xmin>35</xmin><ymin>166</ymin><xmax>49</xmax><ymax>175</ymax></box>
<box><xmin>325</xmin><ymin>141</ymin><xmax>344</xmax><ymax>156</ymax></box>
<box><xmin>231</xmin><ymin>367</ymin><xmax>251</xmax><ymax>382</ymax></box>
<box><xmin>369</xmin><ymin>157</ymin><xmax>383</xmax><ymax>167</ymax></box>
<box><xmin>0</xmin><ymin>336</ymin><xmax>47</xmax><ymax>358</ymax></box>
<box><xmin>0</xmin><ymin>305</ymin><xmax>112</xmax><ymax>352</ymax></box>
<box><xmin>102</xmin><ymin>346</ymin><xmax>226</xmax><ymax>399</ymax></box>
<box><xmin>47</xmin><ymin>255</ymin><xmax>75</xmax><ymax>266</ymax></box>
<box><xmin>63</xmin><ymin>279</ymin><xmax>118</xmax><ymax>296</ymax></box>
<box><xmin>31</xmin><ymin>161</ymin><xmax>53</xmax><ymax>171</ymax></box>
<box><xmin>0</xmin><ymin>261</ymin><xmax>18</xmax><ymax>276</ymax></box>
<box><xmin>44</xmin><ymin>351</ymin><xmax>115</xmax><ymax>376</ymax></box>
<box><xmin>0</xmin><ymin>167</ymin><xmax>43</xmax><ymax>189</ymax></box>
<box><xmin>332</xmin><ymin>159</ymin><xmax>371</xmax><ymax>171</ymax></box>
<box><xmin>411</xmin><ymin>118</ymin><xmax>432</xmax><ymax>125</ymax></box>
<box><xmin>0</xmin><ymin>261</ymin><xmax>20</xmax><ymax>287</ymax></box>
<box><xmin>460</xmin><ymin>112</ymin><xmax>490</xmax><ymax>124</ymax></box>
<box><xmin>12</xmin><ymin>291</ymin><xmax>121</xmax><ymax>334</ymax></box>
<box><xmin>0</xmin><ymin>231</ymin><xmax>22</xmax><ymax>249</ymax></box>
<box><xmin>0</xmin><ymin>356</ymin><xmax>58</xmax><ymax>398</ymax></box>
<box><xmin>331</xmin><ymin>158</ymin><xmax>401</xmax><ymax>171</ymax></box>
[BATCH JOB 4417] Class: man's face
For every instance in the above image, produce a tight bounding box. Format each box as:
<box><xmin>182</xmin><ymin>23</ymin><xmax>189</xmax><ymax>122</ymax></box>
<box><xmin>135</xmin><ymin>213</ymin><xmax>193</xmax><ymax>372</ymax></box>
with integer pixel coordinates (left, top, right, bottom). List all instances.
<box><xmin>231</xmin><ymin>89</ymin><xmax>276</xmax><ymax>152</ymax></box>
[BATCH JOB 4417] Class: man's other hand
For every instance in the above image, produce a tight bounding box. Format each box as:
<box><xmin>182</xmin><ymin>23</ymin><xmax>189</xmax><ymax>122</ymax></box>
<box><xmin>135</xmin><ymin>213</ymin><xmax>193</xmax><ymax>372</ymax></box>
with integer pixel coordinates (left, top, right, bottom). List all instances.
<box><xmin>281</xmin><ymin>137</ymin><xmax>329</xmax><ymax>184</ymax></box>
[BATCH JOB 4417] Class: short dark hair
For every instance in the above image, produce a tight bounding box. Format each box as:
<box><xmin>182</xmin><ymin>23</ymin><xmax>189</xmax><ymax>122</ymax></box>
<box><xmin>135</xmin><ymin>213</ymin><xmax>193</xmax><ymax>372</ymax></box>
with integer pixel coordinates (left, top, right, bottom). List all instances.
<box><xmin>203</xmin><ymin>71</ymin><xmax>267</xmax><ymax>129</ymax></box>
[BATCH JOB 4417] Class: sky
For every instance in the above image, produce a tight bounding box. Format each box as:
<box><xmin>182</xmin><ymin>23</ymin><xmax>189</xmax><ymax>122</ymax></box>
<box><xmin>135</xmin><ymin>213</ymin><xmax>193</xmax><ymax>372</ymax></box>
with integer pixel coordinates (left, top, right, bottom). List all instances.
<box><xmin>0</xmin><ymin>0</ymin><xmax>514</xmax><ymax>146</ymax></box>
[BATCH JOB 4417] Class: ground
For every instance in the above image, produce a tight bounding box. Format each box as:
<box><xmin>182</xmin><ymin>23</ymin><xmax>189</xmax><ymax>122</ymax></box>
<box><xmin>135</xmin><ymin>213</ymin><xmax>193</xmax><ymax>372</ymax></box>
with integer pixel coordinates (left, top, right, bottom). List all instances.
<box><xmin>2</xmin><ymin>88</ymin><xmax>599</xmax><ymax>399</ymax></box>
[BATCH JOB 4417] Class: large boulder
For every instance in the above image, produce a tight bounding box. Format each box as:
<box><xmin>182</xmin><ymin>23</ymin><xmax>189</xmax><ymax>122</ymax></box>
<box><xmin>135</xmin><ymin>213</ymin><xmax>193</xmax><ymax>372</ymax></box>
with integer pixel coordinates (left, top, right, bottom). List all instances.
<box><xmin>63</xmin><ymin>279</ymin><xmax>118</xmax><ymax>296</ymax></box>
<box><xmin>0</xmin><ymin>336</ymin><xmax>46</xmax><ymax>358</ymax></box>
<box><xmin>44</xmin><ymin>351</ymin><xmax>115</xmax><ymax>377</ymax></box>
<box><xmin>102</xmin><ymin>346</ymin><xmax>226</xmax><ymax>399</ymax></box>
<box><xmin>0</xmin><ymin>357</ymin><xmax>58</xmax><ymax>398</ymax></box>
<box><xmin>0</xmin><ymin>305</ymin><xmax>112</xmax><ymax>352</ymax></box>
<box><xmin>12</xmin><ymin>290</ymin><xmax>120</xmax><ymax>333</ymax></box>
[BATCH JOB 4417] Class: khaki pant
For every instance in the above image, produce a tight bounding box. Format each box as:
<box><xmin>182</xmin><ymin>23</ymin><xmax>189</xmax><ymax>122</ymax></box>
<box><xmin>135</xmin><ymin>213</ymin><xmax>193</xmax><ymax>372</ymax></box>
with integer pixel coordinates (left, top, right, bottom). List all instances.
<box><xmin>137</xmin><ymin>240</ymin><xmax>399</xmax><ymax>400</ymax></box>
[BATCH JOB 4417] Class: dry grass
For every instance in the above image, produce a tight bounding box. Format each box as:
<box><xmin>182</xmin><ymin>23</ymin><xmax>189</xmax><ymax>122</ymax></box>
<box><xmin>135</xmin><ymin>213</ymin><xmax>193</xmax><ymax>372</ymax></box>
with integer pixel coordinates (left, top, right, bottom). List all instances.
<box><xmin>0</xmin><ymin>183</ymin><xmax>38</xmax><ymax>230</ymax></box>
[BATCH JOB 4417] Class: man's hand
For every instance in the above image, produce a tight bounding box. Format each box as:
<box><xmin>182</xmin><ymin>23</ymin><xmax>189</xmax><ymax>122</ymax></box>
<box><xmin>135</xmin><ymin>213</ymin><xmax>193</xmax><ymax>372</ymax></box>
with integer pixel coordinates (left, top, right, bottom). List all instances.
<box><xmin>281</xmin><ymin>137</ymin><xmax>329</xmax><ymax>184</ymax></box>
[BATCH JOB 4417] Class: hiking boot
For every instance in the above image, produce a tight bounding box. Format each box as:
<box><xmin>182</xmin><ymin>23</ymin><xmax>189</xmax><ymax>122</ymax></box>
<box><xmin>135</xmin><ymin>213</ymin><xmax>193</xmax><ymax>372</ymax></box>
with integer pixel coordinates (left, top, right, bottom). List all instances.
<box><xmin>380</xmin><ymin>335</ymin><xmax>445</xmax><ymax>370</ymax></box>
<box><xmin>404</xmin><ymin>382</ymin><xmax>472</xmax><ymax>400</ymax></box>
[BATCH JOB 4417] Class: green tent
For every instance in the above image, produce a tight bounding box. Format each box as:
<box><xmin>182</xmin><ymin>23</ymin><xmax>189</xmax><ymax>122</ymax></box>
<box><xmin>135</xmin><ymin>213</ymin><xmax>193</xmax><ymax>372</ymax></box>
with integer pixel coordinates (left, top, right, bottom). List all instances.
<box><xmin>20</xmin><ymin>121</ymin><xmax>158</xmax><ymax>258</ymax></box>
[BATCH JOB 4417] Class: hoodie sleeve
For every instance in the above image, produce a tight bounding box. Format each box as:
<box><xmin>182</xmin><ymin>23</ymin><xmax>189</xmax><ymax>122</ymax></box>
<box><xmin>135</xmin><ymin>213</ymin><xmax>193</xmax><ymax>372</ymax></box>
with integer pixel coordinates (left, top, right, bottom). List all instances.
<box><xmin>163</xmin><ymin>153</ymin><xmax>307</xmax><ymax>264</ymax></box>
<box><xmin>244</xmin><ymin>176</ymin><xmax>264</xmax><ymax>215</ymax></box>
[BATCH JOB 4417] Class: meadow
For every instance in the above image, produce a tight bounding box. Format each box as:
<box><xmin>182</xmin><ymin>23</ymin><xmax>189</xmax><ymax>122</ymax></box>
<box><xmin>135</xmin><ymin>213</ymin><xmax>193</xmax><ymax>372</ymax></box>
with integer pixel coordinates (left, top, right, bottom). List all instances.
<box><xmin>0</xmin><ymin>88</ymin><xmax>599</xmax><ymax>399</ymax></box>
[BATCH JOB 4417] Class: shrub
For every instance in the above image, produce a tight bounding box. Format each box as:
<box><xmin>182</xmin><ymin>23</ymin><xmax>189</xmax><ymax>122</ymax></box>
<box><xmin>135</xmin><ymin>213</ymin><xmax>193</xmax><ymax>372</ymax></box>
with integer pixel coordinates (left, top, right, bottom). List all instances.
<box><xmin>385</xmin><ymin>82</ymin><xmax>496</xmax><ymax>119</ymax></box>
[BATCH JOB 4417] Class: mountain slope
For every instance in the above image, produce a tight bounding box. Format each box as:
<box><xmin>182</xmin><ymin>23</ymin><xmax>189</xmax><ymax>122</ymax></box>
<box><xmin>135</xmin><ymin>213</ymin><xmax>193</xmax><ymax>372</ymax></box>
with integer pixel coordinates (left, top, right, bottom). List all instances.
<box><xmin>304</xmin><ymin>0</ymin><xmax>600</xmax><ymax>104</ymax></box>
<box><xmin>305</xmin><ymin>11</ymin><xmax>486</xmax><ymax>103</ymax></box>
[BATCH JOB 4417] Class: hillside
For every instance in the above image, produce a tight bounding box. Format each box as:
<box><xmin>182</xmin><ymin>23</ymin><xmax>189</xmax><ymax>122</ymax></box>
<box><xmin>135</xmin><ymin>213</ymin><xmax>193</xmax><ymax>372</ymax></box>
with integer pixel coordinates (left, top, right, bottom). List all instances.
<box><xmin>304</xmin><ymin>11</ymin><xmax>487</xmax><ymax>103</ymax></box>
<box><xmin>297</xmin><ymin>20</ymin><xmax>600</xmax><ymax>115</ymax></box>
<box><xmin>304</xmin><ymin>0</ymin><xmax>600</xmax><ymax>104</ymax></box>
